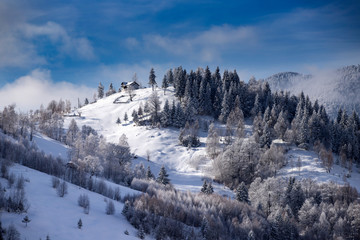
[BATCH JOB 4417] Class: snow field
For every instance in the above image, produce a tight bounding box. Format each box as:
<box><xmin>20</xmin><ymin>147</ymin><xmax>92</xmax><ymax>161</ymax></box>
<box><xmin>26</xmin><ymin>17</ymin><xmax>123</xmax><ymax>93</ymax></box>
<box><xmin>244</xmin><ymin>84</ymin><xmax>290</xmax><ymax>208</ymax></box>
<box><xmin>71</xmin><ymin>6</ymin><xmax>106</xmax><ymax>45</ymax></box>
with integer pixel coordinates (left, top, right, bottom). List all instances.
<box><xmin>1</xmin><ymin>164</ymin><xmax>148</xmax><ymax>240</ymax></box>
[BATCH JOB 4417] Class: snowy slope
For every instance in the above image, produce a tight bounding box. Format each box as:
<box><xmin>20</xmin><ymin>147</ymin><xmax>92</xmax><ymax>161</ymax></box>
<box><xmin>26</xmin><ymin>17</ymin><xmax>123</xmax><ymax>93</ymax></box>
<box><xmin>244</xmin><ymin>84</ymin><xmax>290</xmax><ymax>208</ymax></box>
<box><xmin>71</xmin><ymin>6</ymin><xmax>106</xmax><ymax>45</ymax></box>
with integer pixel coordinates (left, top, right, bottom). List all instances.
<box><xmin>33</xmin><ymin>133</ymin><xmax>70</xmax><ymax>161</ymax></box>
<box><xmin>65</xmin><ymin>87</ymin><xmax>235</xmax><ymax>197</ymax></box>
<box><xmin>278</xmin><ymin>146</ymin><xmax>360</xmax><ymax>192</ymax></box>
<box><xmin>1</xmin><ymin>164</ymin><xmax>146</xmax><ymax>240</ymax></box>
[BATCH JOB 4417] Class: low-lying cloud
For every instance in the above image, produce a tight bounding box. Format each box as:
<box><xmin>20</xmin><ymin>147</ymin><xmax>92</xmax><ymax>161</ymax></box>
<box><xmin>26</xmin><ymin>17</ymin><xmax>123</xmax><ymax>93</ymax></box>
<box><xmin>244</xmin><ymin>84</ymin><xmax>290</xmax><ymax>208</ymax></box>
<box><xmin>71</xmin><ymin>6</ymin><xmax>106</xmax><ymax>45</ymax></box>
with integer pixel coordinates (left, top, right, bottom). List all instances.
<box><xmin>0</xmin><ymin>69</ymin><xmax>95</xmax><ymax>112</ymax></box>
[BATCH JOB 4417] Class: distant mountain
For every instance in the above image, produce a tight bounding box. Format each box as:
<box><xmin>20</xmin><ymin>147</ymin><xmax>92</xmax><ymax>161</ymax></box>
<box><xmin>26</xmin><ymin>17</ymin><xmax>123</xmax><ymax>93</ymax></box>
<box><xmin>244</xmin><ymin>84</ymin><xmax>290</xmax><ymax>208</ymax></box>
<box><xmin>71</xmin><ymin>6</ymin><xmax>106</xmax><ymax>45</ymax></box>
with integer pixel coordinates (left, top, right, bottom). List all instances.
<box><xmin>262</xmin><ymin>65</ymin><xmax>360</xmax><ymax>118</ymax></box>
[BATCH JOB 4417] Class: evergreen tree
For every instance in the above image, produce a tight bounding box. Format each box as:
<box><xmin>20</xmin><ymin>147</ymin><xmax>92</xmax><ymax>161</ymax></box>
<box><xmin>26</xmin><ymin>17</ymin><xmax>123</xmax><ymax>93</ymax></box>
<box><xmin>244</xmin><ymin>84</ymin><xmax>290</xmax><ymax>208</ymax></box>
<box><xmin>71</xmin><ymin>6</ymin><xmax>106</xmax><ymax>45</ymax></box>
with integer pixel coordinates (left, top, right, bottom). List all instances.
<box><xmin>137</xmin><ymin>105</ymin><xmax>143</xmax><ymax>117</ymax></box>
<box><xmin>205</xmin><ymin>182</ymin><xmax>214</xmax><ymax>194</ymax></box>
<box><xmin>116</xmin><ymin>117</ymin><xmax>121</xmax><ymax>125</ymax></box>
<box><xmin>166</xmin><ymin>69</ymin><xmax>174</xmax><ymax>85</ymax></box>
<box><xmin>161</xmin><ymin>99</ymin><xmax>172</xmax><ymax>127</ymax></box>
<box><xmin>98</xmin><ymin>82</ymin><xmax>104</xmax><ymax>99</ymax></box>
<box><xmin>146</xmin><ymin>166</ymin><xmax>154</xmax><ymax>180</ymax></box>
<box><xmin>132</xmin><ymin>111</ymin><xmax>139</xmax><ymax>124</ymax></box>
<box><xmin>106</xmin><ymin>83</ymin><xmax>116</xmax><ymax>96</ymax></box>
<box><xmin>77</xmin><ymin>218</ymin><xmax>82</xmax><ymax>229</ymax></box>
<box><xmin>161</xmin><ymin>74</ymin><xmax>169</xmax><ymax>95</ymax></box>
<box><xmin>260</xmin><ymin>123</ymin><xmax>272</xmax><ymax>148</ymax></box>
<box><xmin>148</xmin><ymin>68</ymin><xmax>157</xmax><ymax>91</ymax></box>
<box><xmin>84</xmin><ymin>98</ymin><xmax>89</xmax><ymax>105</ymax></box>
<box><xmin>236</xmin><ymin>182</ymin><xmax>250</xmax><ymax>204</ymax></box>
<box><xmin>201</xmin><ymin>180</ymin><xmax>208</xmax><ymax>193</ymax></box>
<box><xmin>123</xmin><ymin>112</ymin><xmax>128</xmax><ymax>123</ymax></box>
<box><xmin>156</xmin><ymin>166</ymin><xmax>170</xmax><ymax>185</ymax></box>
<box><xmin>22</xmin><ymin>215</ymin><xmax>31</xmax><ymax>227</ymax></box>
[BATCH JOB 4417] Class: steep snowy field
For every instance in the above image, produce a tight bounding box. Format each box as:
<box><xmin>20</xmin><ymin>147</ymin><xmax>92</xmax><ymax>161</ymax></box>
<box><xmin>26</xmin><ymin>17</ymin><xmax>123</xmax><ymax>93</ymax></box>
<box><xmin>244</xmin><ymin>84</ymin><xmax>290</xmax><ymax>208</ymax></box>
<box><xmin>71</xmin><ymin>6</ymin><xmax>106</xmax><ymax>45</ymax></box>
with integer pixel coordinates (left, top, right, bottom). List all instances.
<box><xmin>33</xmin><ymin>133</ymin><xmax>70</xmax><ymax>161</ymax></box>
<box><xmin>278</xmin><ymin>146</ymin><xmax>360</xmax><ymax>192</ymax></box>
<box><xmin>64</xmin><ymin>87</ymin><xmax>235</xmax><ymax>196</ymax></box>
<box><xmin>1</xmin><ymin>163</ymin><xmax>145</xmax><ymax>240</ymax></box>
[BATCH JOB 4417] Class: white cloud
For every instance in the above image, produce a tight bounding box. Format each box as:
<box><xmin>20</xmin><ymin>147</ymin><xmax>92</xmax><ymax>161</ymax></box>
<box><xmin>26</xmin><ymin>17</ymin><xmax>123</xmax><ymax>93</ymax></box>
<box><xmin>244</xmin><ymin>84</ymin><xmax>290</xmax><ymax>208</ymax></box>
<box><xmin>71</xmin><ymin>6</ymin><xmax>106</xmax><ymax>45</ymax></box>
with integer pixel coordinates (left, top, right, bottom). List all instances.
<box><xmin>143</xmin><ymin>25</ymin><xmax>257</xmax><ymax>62</ymax></box>
<box><xmin>0</xmin><ymin>2</ymin><xmax>95</xmax><ymax>68</ymax></box>
<box><xmin>22</xmin><ymin>22</ymin><xmax>95</xmax><ymax>60</ymax></box>
<box><xmin>0</xmin><ymin>69</ymin><xmax>95</xmax><ymax>112</ymax></box>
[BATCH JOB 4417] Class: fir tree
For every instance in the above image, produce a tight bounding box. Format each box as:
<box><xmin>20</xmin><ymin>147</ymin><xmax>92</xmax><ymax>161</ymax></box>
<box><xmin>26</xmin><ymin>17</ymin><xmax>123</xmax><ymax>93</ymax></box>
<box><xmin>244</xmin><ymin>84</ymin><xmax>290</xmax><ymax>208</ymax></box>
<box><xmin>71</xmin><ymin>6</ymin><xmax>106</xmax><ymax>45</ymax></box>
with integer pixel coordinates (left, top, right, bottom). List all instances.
<box><xmin>116</xmin><ymin>117</ymin><xmax>121</xmax><ymax>125</ymax></box>
<box><xmin>123</xmin><ymin>112</ymin><xmax>128</xmax><ymax>123</ymax></box>
<box><xmin>77</xmin><ymin>218</ymin><xmax>82</xmax><ymax>229</ymax></box>
<box><xmin>148</xmin><ymin>68</ymin><xmax>157</xmax><ymax>91</ymax></box>
<box><xmin>161</xmin><ymin>99</ymin><xmax>172</xmax><ymax>127</ymax></box>
<box><xmin>201</xmin><ymin>180</ymin><xmax>208</xmax><ymax>193</ymax></box>
<box><xmin>137</xmin><ymin>105</ymin><xmax>143</xmax><ymax>117</ymax></box>
<box><xmin>98</xmin><ymin>82</ymin><xmax>104</xmax><ymax>99</ymax></box>
<box><xmin>146</xmin><ymin>166</ymin><xmax>154</xmax><ymax>180</ymax></box>
<box><xmin>161</xmin><ymin>74</ymin><xmax>169</xmax><ymax>95</ymax></box>
<box><xmin>205</xmin><ymin>182</ymin><xmax>214</xmax><ymax>194</ymax></box>
<box><xmin>84</xmin><ymin>98</ymin><xmax>89</xmax><ymax>105</ymax></box>
<box><xmin>156</xmin><ymin>166</ymin><xmax>170</xmax><ymax>185</ymax></box>
<box><xmin>236</xmin><ymin>182</ymin><xmax>250</xmax><ymax>204</ymax></box>
<box><xmin>22</xmin><ymin>215</ymin><xmax>31</xmax><ymax>227</ymax></box>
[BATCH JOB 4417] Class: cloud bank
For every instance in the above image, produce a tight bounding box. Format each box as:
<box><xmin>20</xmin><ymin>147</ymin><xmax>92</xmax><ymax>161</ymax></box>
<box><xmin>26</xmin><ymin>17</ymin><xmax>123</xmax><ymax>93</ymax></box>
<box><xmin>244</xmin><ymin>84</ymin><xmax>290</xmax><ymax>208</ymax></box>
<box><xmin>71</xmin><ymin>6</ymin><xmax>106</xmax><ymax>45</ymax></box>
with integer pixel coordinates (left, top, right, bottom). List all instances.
<box><xmin>0</xmin><ymin>69</ymin><xmax>95</xmax><ymax>112</ymax></box>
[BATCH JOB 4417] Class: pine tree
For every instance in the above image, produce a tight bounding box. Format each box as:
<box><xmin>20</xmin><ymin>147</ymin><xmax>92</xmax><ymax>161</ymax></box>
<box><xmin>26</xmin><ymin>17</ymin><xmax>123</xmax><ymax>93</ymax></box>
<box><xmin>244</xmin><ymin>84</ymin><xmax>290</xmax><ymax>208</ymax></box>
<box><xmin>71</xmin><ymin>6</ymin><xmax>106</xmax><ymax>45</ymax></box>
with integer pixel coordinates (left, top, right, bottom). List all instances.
<box><xmin>22</xmin><ymin>215</ymin><xmax>31</xmax><ymax>227</ymax></box>
<box><xmin>122</xmin><ymin>200</ymin><xmax>130</xmax><ymax>216</ymax></box>
<box><xmin>156</xmin><ymin>166</ymin><xmax>170</xmax><ymax>185</ymax></box>
<box><xmin>148</xmin><ymin>68</ymin><xmax>157</xmax><ymax>91</ymax></box>
<box><xmin>124</xmin><ymin>112</ymin><xmax>128</xmax><ymax>123</ymax></box>
<box><xmin>201</xmin><ymin>180</ymin><xmax>208</xmax><ymax>193</ymax></box>
<box><xmin>236</xmin><ymin>182</ymin><xmax>249</xmax><ymax>204</ymax></box>
<box><xmin>137</xmin><ymin>105</ymin><xmax>143</xmax><ymax>117</ymax></box>
<box><xmin>84</xmin><ymin>98</ymin><xmax>89</xmax><ymax>105</ymax></box>
<box><xmin>161</xmin><ymin>99</ymin><xmax>172</xmax><ymax>127</ymax></box>
<box><xmin>132</xmin><ymin>111</ymin><xmax>139</xmax><ymax>124</ymax></box>
<box><xmin>98</xmin><ymin>82</ymin><xmax>104</xmax><ymax>99</ymax></box>
<box><xmin>77</xmin><ymin>218</ymin><xmax>82</xmax><ymax>229</ymax></box>
<box><xmin>146</xmin><ymin>166</ymin><xmax>154</xmax><ymax>180</ymax></box>
<box><xmin>205</xmin><ymin>182</ymin><xmax>214</xmax><ymax>194</ymax></box>
<box><xmin>116</xmin><ymin>117</ymin><xmax>121</xmax><ymax>125</ymax></box>
<box><xmin>161</xmin><ymin>74</ymin><xmax>169</xmax><ymax>95</ymax></box>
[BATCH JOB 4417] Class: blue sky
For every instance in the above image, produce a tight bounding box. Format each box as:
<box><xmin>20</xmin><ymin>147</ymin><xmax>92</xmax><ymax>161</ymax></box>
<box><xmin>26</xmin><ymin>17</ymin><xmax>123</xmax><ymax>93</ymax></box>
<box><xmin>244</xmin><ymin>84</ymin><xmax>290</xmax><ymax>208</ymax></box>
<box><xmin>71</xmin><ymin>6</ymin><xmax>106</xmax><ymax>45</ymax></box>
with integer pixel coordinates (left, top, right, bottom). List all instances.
<box><xmin>0</xmin><ymin>0</ymin><xmax>359</xmax><ymax>110</ymax></box>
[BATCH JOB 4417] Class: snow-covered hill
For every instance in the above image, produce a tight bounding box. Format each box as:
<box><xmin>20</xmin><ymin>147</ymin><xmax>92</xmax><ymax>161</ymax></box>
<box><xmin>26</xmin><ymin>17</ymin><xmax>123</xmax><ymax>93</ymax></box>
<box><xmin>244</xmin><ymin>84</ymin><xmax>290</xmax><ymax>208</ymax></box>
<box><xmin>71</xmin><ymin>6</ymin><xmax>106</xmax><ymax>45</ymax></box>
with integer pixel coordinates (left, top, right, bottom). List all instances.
<box><xmin>262</xmin><ymin>64</ymin><xmax>360</xmax><ymax>117</ymax></box>
<box><xmin>65</xmin><ymin>87</ymin><xmax>234</xmax><ymax>196</ymax></box>
<box><xmin>278</xmin><ymin>146</ymin><xmax>360</xmax><ymax>192</ymax></box>
<box><xmin>1</xmin><ymin>164</ymin><xmax>144</xmax><ymax>240</ymax></box>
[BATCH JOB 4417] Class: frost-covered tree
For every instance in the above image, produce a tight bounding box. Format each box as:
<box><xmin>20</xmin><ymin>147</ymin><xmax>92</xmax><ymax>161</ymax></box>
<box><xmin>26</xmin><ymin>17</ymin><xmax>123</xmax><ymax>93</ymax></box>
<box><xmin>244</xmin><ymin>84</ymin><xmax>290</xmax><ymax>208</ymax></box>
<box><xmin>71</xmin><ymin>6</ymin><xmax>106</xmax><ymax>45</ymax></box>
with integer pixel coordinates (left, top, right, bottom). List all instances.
<box><xmin>156</xmin><ymin>166</ymin><xmax>170</xmax><ymax>185</ymax></box>
<box><xmin>206</xmin><ymin>123</ymin><xmax>221</xmax><ymax>159</ymax></box>
<box><xmin>105</xmin><ymin>200</ymin><xmax>115</xmax><ymax>215</ymax></box>
<box><xmin>146</xmin><ymin>166</ymin><xmax>154</xmax><ymax>180</ymax></box>
<box><xmin>161</xmin><ymin>74</ymin><xmax>169</xmax><ymax>95</ymax></box>
<box><xmin>148</xmin><ymin>68</ymin><xmax>157</xmax><ymax>91</ymax></box>
<box><xmin>98</xmin><ymin>82</ymin><xmax>104</xmax><ymax>99</ymax></box>
<box><xmin>161</xmin><ymin>99</ymin><xmax>172</xmax><ymax>127</ymax></box>
<box><xmin>106</xmin><ymin>83</ymin><xmax>116</xmax><ymax>96</ymax></box>
<box><xmin>148</xmin><ymin>91</ymin><xmax>161</xmax><ymax>126</ymax></box>
<box><xmin>236</xmin><ymin>182</ymin><xmax>250</xmax><ymax>204</ymax></box>
<box><xmin>201</xmin><ymin>180</ymin><xmax>208</xmax><ymax>193</ymax></box>
<box><xmin>57</xmin><ymin>181</ymin><xmax>68</xmax><ymax>197</ymax></box>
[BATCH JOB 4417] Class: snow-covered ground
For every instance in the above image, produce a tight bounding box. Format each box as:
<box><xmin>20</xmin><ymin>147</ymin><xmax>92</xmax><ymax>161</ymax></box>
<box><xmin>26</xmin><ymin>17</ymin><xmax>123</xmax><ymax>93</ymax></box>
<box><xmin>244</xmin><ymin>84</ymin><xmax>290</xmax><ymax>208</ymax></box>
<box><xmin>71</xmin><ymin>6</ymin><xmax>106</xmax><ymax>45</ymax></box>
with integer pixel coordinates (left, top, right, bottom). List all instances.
<box><xmin>1</xmin><ymin>164</ymin><xmax>146</xmax><ymax>240</ymax></box>
<box><xmin>33</xmin><ymin>133</ymin><xmax>70</xmax><ymax>161</ymax></box>
<box><xmin>278</xmin><ymin>146</ymin><xmax>360</xmax><ymax>192</ymax></box>
<box><xmin>64</xmin><ymin>87</ymin><xmax>235</xmax><ymax>197</ymax></box>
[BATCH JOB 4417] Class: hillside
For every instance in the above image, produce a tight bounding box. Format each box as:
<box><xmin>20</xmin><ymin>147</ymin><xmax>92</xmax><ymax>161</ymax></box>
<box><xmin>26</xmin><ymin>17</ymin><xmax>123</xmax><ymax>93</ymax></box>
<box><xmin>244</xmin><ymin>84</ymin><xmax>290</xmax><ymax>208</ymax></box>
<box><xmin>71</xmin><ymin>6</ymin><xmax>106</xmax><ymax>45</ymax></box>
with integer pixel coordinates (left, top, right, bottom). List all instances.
<box><xmin>65</xmin><ymin>87</ymin><xmax>235</xmax><ymax>196</ymax></box>
<box><xmin>263</xmin><ymin>64</ymin><xmax>360</xmax><ymax>117</ymax></box>
<box><xmin>1</xmin><ymin>163</ymin><xmax>144</xmax><ymax>240</ymax></box>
